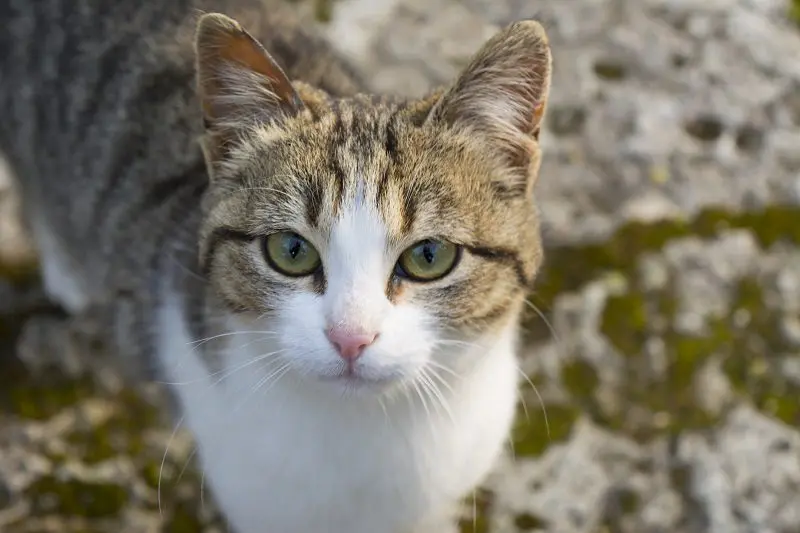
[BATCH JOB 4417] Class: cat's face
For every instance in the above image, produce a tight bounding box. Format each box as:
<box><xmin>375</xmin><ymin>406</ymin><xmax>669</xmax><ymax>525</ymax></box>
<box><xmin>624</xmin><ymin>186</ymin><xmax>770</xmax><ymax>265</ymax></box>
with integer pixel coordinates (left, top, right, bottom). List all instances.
<box><xmin>193</xmin><ymin>14</ymin><xmax>551</xmax><ymax>393</ymax></box>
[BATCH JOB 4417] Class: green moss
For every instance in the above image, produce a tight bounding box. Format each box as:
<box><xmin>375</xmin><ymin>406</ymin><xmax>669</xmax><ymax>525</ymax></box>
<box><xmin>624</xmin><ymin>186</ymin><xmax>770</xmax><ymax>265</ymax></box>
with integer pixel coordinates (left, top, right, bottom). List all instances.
<box><xmin>527</xmin><ymin>204</ymin><xmax>800</xmax><ymax>336</ymax></box>
<box><xmin>2</xmin><ymin>372</ymin><xmax>95</xmax><ymax>421</ymax></box>
<box><xmin>600</xmin><ymin>291</ymin><xmax>648</xmax><ymax>357</ymax></box>
<box><xmin>521</xmin><ymin>204</ymin><xmax>800</xmax><ymax>437</ymax></box>
<box><xmin>66</xmin><ymin>401</ymin><xmax>154</xmax><ymax>464</ymax></box>
<box><xmin>26</xmin><ymin>476</ymin><xmax>128</xmax><ymax>518</ymax></box>
<box><xmin>313</xmin><ymin>0</ymin><xmax>333</xmax><ymax>22</ymax></box>
<box><xmin>791</xmin><ymin>0</ymin><xmax>800</xmax><ymax>26</ymax></box>
<box><xmin>561</xmin><ymin>359</ymin><xmax>599</xmax><ymax>400</ymax></box>
<box><xmin>720</xmin><ymin>279</ymin><xmax>800</xmax><ymax>424</ymax></box>
<box><xmin>164</xmin><ymin>500</ymin><xmax>205</xmax><ymax>533</ymax></box>
<box><xmin>458</xmin><ymin>488</ymin><xmax>493</xmax><ymax>533</ymax></box>
<box><xmin>511</xmin><ymin>403</ymin><xmax>579</xmax><ymax>457</ymax></box>
<box><xmin>593</xmin><ymin>275</ymin><xmax>727</xmax><ymax>440</ymax></box>
<box><xmin>593</xmin><ymin>60</ymin><xmax>627</xmax><ymax>81</ymax></box>
<box><xmin>141</xmin><ymin>462</ymin><xmax>162</xmax><ymax>490</ymax></box>
<box><xmin>600</xmin><ymin>486</ymin><xmax>641</xmax><ymax>529</ymax></box>
<box><xmin>617</xmin><ymin>488</ymin><xmax>640</xmax><ymax>514</ymax></box>
<box><xmin>514</xmin><ymin>512</ymin><xmax>548</xmax><ymax>530</ymax></box>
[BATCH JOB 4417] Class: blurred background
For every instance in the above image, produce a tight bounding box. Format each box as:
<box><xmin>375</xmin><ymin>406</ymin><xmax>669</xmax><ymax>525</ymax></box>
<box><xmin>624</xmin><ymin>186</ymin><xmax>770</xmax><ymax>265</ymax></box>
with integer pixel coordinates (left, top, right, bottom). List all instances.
<box><xmin>1</xmin><ymin>0</ymin><xmax>800</xmax><ymax>531</ymax></box>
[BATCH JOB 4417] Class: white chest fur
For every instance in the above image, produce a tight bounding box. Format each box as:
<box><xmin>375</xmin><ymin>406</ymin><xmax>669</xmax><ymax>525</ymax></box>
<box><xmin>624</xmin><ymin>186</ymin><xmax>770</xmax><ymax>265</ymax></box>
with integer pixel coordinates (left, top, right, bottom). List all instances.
<box><xmin>157</xmin><ymin>292</ymin><xmax>520</xmax><ymax>533</ymax></box>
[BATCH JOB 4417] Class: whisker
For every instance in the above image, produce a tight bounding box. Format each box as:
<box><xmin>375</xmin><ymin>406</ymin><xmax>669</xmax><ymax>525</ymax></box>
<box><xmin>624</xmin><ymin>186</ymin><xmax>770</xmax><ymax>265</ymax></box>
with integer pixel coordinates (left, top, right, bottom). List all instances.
<box><xmin>188</xmin><ymin>330</ymin><xmax>280</xmax><ymax>347</ymax></box>
<box><xmin>516</xmin><ymin>365</ymin><xmax>550</xmax><ymax>440</ymax></box>
<box><xmin>524</xmin><ymin>298</ymin><xmax>563</xmax><ymax>349</ymax></box>
<box><xmin>176</xmin><ymin>445</ymin><xmax>197</xmax><ymax>485</ymax></box>
<box><xmin>412</xmin><ymin>375</ymin><xmax>444</xmax><ymax>441</ymax></box>
<box><xmin>427</xmin><ymin>370</ymin><xmax>457</xmax><ymax>408</ymax></box>
<box><xmin>166</xmin><ymin>252</ymin><xmax>207</xmax><ymax>283</ymax></box>
<box><xmin>425</xmin><ymin>360</ymin><xmax>461</xmax><ymax>381</ymax></box>
<box><xmin>232</xmin><ymin>360</ymin><xmax>292</xmax><ymax>413</ymax></box>
<box><xmin>420</xmin><ymin>368</ymin><xmax>455</xmax><ymax>426</ymax></box>
<box><xmin>200</xmin><ymin>469</ymin><xmax>207</xmax><ymax>511</ymax></box>
<box><xmin>158</xmin><ymin>415</ymin><xmax>185</xmax><ymax>516</ymax></box>
<box><xmin>156</xmin><ymin>348</ymin><xmax>287</xmax><ymax>386</ymax></box>
<box><xmin>208</xmin><ymin>349</ymin><xmax>288</xmax><ymax>388</ymax></box>
<box><xmin>410</xmin><ymin>378</ymin><xmax>433</xmax><ymax>433</ymax></box>
<box><xmin>433</xmin><ymin>338</ymin><xmax>481</xmax><ymax>350</ymax></box>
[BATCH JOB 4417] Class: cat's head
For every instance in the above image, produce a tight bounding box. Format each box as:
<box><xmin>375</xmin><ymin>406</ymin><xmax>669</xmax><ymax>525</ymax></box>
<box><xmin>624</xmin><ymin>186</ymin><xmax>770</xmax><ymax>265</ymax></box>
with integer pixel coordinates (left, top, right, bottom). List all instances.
<box><xmin>193</xmin><ymin>13</ymin><xmax>551</xmax><ymax>394</ymax></box>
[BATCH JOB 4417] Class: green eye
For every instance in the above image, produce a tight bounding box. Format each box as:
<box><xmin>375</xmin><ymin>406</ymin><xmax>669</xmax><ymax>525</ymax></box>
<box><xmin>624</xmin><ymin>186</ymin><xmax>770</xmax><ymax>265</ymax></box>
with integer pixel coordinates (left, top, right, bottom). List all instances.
<box><xmin>395</xmin><ymin>239</ymin><xmax>461</xmax><ymax>282</ymax></box>
<box><xmin>263</xmin><ymin>232</ymin><xmax>321</xmax><ymax>277</ymax></box>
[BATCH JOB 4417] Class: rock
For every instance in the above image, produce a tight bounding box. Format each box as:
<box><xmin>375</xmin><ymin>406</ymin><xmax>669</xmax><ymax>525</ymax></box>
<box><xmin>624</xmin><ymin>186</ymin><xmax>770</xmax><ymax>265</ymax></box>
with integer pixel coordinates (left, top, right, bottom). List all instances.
<box><xmin>680</xmin><ymin>406</ymin><xmax>800</xmax><ymax>532</ymax></box>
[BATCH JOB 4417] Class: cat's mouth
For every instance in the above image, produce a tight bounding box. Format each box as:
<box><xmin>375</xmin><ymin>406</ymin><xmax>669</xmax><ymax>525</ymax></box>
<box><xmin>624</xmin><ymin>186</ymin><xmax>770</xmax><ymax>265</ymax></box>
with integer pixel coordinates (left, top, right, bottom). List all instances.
<box><xmin>317</xmin><ymin>367</ymin><xmax>401</xmax><ymax>391</ymax></box>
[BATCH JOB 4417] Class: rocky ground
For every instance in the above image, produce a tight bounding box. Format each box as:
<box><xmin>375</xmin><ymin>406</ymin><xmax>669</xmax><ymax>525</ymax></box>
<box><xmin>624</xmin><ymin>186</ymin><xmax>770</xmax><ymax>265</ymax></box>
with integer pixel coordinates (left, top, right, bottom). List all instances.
<box><xmin>1</xmin><ymin>0</ymin><xmax>800</xmax><ymax>531</ymax></box>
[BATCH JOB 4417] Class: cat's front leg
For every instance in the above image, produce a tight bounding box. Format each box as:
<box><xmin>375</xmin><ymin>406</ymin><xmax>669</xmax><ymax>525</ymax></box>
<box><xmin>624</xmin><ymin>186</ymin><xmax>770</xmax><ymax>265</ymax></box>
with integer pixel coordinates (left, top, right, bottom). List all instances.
<box><xmin>15</xmin><ymin>293</ymin><xmax>149</xmax><ymax>381</ymax></box>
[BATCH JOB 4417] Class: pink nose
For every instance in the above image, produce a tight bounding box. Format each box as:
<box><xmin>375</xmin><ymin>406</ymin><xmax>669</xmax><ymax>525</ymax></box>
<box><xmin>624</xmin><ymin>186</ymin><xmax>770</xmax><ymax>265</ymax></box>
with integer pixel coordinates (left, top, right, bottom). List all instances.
<box><xmin>326</xmin><ymin>328</ymin><xmax>378</xmax><ymax>361</ymax></box>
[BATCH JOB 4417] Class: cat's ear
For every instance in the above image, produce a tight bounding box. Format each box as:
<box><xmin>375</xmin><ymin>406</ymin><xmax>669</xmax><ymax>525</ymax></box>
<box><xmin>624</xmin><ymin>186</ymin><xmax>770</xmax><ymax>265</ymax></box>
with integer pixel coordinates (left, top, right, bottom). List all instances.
<box><xmin>194</xmin><ymin>13</ymin><xmax>303</xmax><ymax>139</ymax></box>
<box><xmin>426</xmin><ymin>20</ymin><xmax>551</xmax><ymax>192</ymax></box>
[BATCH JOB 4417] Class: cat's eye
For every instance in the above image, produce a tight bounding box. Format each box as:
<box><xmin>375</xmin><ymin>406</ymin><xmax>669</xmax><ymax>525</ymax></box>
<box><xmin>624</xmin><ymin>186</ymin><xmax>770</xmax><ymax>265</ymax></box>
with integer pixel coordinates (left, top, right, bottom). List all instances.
<box><xmin>395</xmin><ymin>239</ymin><xmax>461</xmax><ymax>282</ymax></box>
<box><xmin>263</xmin><ymin>232</ymin><xmax>322</xmax><ymax>277</ymax></box>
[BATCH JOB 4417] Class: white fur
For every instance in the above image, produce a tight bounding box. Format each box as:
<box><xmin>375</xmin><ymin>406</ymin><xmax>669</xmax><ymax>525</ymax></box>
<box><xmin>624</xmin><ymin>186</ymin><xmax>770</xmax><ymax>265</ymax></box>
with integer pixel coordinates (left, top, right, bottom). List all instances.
<box><xmin>159</xmin><ymin>200</ymin><xmax>521</xmax><ymax>533</ymax></box>
<box><xmin>25</xmin><ymin>206</ymin><xmax>91</xmax><ymax>314</ymax></box>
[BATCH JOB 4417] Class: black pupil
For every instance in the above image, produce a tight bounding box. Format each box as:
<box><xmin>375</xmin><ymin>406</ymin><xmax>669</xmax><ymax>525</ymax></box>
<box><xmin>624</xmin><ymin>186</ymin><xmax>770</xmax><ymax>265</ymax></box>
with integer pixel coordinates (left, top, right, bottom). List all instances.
<box><xmin>422</xmin><ymin>242</ymin><xmax>437</xmax><ymax>264</ymax></box>
<box><xmin>286</xmin><ymin>236</ymin><xmax>303</xmax><ymax>260</ymax></box>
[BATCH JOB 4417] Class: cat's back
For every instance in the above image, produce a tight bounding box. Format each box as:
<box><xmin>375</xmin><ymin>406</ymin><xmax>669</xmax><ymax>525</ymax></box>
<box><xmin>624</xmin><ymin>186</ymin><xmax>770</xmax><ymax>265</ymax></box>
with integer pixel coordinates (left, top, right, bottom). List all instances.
<box><xmin>0</xmin><ymin>0</ymin><xmax>213</xmax><ymax>182</ymax></box>
<box><xmin>0</xmin><ymin>0</ymin><xmax>362</xmax><ymax>174</ymax></box>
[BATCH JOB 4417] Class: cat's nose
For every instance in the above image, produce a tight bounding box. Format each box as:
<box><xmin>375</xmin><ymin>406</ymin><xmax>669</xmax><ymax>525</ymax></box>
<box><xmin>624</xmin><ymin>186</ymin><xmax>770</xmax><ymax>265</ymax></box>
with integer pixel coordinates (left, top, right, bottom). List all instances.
<box><xmin>326</xmin><ymin>328</ymin><xmax>378</xmax><ymax>361</ymax></box>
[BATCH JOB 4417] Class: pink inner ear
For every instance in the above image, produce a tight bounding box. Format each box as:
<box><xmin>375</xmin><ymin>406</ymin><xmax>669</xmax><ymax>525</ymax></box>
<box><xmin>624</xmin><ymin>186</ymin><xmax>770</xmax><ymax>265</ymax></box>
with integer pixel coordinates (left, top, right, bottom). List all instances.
<box><xmin>198</xmin><ymin>18</ymin><xmax>302</xmax><ymax>122</ymax></box>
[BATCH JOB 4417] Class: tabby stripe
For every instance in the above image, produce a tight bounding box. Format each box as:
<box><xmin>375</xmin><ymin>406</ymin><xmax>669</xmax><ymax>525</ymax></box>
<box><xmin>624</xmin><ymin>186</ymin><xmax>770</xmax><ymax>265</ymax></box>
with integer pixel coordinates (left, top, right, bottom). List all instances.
<box><xmin>73</xmin><ymin>36</ymin><xmax>136</xmax><ymax>140</ymax></box>
<box><xmin>89</xmin><ymin>67</ymin><xmax>194</xmax><ymax>232</ymax></box>
<box><xmin>201</xmin><ymin>227</ymin><xmax>256</xmax><ymax>278</ymax></box>
<box><xmin>304</xmin><ymin>177</ymin><xmax>324</xmax><ymax>227</ymax></box>
<box><xmin>126</xmin><ymin>161</ymin><xmax>207</xmax><ymax>226</ymax></box>
<box><xmin>469</xmin><ymin>299</ymin><xmax>514</xmax><ymax>325</ymax></box>
<box><xmin>465</xmin><ymin>245</ymin><xmax>531</xmax><ymax>289</ymax></box>
<box><xmin>328</xmin><ymin>110</ymin><xmax>346</xmax><ymax>216</ymax></box>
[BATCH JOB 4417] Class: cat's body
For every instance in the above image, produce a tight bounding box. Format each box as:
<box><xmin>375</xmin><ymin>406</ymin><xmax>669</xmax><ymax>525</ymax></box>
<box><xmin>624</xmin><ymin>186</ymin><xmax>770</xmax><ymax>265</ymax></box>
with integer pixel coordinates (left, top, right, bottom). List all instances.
<box><xmin>0</xmin><ymin>1</ymin><xmax>551</xmax><ymax>532</ymax></box>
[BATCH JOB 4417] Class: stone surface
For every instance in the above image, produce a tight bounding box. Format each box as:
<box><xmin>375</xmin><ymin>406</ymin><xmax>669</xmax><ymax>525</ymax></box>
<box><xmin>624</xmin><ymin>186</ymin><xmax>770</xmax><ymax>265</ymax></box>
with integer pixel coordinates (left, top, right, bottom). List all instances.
<box><xmin>1</xmin><ymin>0</ymin><xmax>800</xmax><ymax>531</ymax></box>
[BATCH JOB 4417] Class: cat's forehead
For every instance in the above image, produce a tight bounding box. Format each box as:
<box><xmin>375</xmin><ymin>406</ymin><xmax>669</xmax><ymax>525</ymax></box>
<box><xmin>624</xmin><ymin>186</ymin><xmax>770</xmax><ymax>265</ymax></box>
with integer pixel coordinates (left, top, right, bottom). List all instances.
<box><xmin>242</xmin><ymin>103</ymin><xmax>502</xmax><ymax>244</ymax></box>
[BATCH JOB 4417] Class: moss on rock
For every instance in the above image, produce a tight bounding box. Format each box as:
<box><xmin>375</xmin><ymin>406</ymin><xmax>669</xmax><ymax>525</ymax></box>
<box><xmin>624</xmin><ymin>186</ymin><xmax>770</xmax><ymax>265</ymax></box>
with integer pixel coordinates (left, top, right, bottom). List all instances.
<box><xmin>526</xmin><ymin>204</ymin><xmax>800</xmax><ymax>341</ymax></box>
<box><xmin>523</xmin><ymin>204</ymin><xmax>800</xmax><ymax>446</ymax></box>
<box><xmin>512</xmin><ymin>402</ymin><xmax>580</xmax><ymax>457</ymax></box>
<box><xmin>791</xmin><ymin>0</ymin><xmax>800</xmax><ymax>26</ymax></box>
<box><xmin>458</xmin><ymin>488</ymin><xmax>494</xmax><ymax>533</ymax></box>
<box><xmin>26</xmin><ymin>477</ymin><xmax>129</xmax><ymax>518</ymax></box>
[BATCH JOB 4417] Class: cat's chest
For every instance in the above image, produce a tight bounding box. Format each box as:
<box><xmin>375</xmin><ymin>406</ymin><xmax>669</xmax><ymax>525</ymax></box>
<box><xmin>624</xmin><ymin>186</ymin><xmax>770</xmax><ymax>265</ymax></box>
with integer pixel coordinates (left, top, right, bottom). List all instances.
<box><xmin>164</xmin><ymin>348</ymin><xmax>449</xmax><ymax>532</ymax></box>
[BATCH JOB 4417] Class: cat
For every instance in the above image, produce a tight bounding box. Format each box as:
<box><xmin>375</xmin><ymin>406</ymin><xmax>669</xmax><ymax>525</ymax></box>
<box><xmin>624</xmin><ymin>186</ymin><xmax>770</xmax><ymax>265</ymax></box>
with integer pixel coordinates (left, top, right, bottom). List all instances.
<box><xmin>0</xmin><ymin>1</ymin><xmax>552</xmax><ymax>532</ymax></box>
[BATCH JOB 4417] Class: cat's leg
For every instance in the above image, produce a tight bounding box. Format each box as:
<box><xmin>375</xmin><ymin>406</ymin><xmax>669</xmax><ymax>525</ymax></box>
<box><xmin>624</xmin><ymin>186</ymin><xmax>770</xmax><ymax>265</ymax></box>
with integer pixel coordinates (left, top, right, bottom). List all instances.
<box><xmin>25</xmin><ymin>211</ymin><xmax>90</xmax><ymax>315</ymax></box>
<box><xmin>14</xmin><ymin>294</ymin><xmax>151</xmax><ymax>383</ymax></box>
<box><xmin>15</xmin><ymin>300</ymin><xmax>108</xmax><ymax>377</ymax></box>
